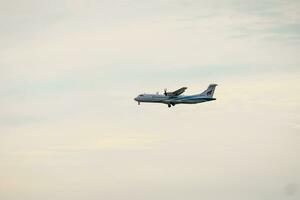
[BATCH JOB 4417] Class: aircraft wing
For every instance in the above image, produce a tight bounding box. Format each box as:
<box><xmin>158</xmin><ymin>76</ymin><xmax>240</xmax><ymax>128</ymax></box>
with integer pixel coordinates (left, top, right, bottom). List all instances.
<box><xmin>165</xmin><ymin>87</ymin><xmax>187</xmax><ymax>96</ymax></box>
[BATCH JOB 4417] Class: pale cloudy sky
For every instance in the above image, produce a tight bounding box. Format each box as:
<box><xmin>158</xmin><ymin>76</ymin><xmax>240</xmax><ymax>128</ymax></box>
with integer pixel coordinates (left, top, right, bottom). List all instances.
<box><xmin>0</xmin><ymin>0</ymin><xmax>300</xmax><ymax>200</ymax></box>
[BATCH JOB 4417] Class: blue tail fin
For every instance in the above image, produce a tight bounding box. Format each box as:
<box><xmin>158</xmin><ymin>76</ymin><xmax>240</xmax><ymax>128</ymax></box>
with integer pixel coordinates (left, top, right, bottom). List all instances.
<box><xmin>200</xmin><ymin>84</ymin><xmax>217</xmax><ymax>97</ymax></box>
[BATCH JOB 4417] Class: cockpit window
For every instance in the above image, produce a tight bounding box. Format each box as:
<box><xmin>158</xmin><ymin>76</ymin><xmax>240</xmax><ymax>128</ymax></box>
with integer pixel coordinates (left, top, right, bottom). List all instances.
<box><xmin>139</xmin><ymin>94</ymin><xmax>144</xmax><ymax>97</ymax></box>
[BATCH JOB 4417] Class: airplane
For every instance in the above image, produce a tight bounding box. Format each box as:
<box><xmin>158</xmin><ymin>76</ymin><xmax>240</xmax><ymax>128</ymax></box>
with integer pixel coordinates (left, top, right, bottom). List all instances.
<box><xmin>134</xmin><ymin>84</ymin><xmax>217</xmax><ymax>108</ymax></box>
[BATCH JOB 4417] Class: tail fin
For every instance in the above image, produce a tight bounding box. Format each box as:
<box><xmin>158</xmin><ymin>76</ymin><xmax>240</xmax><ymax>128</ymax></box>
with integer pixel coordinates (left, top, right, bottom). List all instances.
<box><xmin>199</xmin><ymin>84</ymin><xmax>217</xmax><ymax>97</ymax></box>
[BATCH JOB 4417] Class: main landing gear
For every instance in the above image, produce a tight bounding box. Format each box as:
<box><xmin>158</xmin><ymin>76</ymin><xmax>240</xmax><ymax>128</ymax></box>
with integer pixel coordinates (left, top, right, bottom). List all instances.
<box><xmin>168</xmin><ymin>103</ymin><xmax>175</xmax><ymax>108</ymax></box>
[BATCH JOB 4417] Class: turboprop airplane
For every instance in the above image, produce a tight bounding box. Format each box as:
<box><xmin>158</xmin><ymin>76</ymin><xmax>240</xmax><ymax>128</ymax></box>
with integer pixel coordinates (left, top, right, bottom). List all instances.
<box><xmin>134</xmin><ymin>84</ymin><xmax>217</xmax><ymax>108</ymax></box>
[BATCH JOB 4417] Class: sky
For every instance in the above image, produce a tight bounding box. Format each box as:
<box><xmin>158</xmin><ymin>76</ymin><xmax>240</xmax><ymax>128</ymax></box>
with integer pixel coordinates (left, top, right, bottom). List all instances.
<box><xmin>0</xmin><ymin>0</ymin><xmax>300</xmax><ymax>199</ymax></box>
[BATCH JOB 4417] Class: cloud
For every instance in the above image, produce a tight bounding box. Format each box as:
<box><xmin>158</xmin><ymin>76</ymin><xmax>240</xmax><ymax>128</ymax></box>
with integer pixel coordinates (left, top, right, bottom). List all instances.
<box><xmin>285</xmin><ymin>183</ymin><xmax>299</xmax><ymax>196</ymax></box>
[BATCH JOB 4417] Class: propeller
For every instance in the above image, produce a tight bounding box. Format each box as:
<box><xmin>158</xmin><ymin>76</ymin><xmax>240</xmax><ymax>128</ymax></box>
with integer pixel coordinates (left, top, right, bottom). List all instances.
<box><xmin>164</xmin><ymin>88</ymin><xmax>167</xmax><ymax>96</ymax></box>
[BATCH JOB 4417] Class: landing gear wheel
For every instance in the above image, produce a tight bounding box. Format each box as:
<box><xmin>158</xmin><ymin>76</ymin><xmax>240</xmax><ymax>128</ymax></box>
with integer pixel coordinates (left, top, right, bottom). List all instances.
<box><xmin>168</xmin><ymin>104</ymin><xmax>171</xmax><ymax>108</ymax></box>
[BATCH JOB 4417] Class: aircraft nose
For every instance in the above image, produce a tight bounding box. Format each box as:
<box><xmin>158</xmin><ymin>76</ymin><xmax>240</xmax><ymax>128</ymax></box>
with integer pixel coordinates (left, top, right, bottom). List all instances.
<box><xmin>134</xmin><ymin>97</ymin><xmax>138</xmax><ymax>101</ymax></box>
